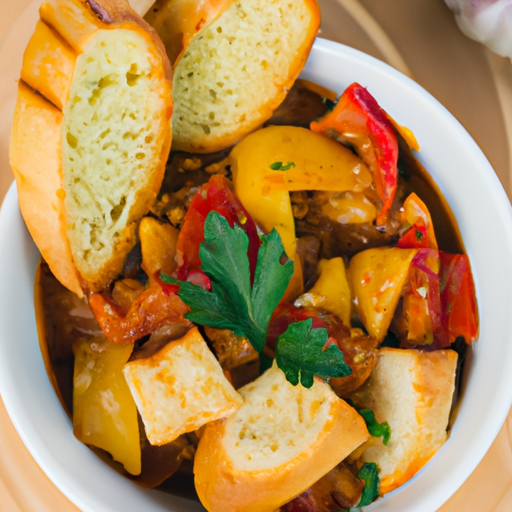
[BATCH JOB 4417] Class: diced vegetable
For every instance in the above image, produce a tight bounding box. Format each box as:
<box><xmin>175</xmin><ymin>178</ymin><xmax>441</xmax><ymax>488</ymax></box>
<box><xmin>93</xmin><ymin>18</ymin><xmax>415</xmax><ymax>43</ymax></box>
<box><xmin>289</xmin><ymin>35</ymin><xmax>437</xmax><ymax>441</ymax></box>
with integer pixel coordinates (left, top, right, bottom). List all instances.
<box><xmin>439</xmin><ymin>252</ymin><xmax>478</xmax><ymax>345</ymax></box>
<box><xmin>349</xmin><ymin>247</ymin><xmax>417</xmax><ymax>341</ymax></box>
<box><xmin>397</xmin><ymin>193</ymin><xmax>438</xmax><ymax>250</ymax></box>
<box><xmin>295</xmin><ymin>257</ymin><xmax>352</xmax><ymax>327</ymax></box>
<box><xmin>73</xmin><ymin>336</ymin><xmax>140</xmax><ymax>475</ymax></box>
<box><xmin>88</xmin><ymin>284</ymin><xmax>188</xmax><ymax>344</ymax></box>
<box><xmin>139</xmin><ymin>216</ymin><xmax>180</xmax><ymax>282</ymax></box>
<box><xmin>230</xmin><ymin>125</ymin><xmax>372</xmax><ymax>260</ymax></box>
<box><xmin>175</xmin><ymin>174</ymin><xmax>260</xmax><ymax>286</ymax></box>
<box><xmin>311</xmin><ymin>83</ymin><xmax>399</xmax><ymax>225</ymax></box>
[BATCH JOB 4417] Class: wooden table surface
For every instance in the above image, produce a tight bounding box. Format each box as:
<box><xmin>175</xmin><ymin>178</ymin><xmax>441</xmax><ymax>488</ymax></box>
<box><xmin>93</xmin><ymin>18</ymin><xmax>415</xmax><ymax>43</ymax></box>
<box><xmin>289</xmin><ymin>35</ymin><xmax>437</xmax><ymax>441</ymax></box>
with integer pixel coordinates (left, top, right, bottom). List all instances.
<box><xmin>1</xmin><ymin>0</ymin><xmax>512</xmax><ymax>510</ymax></box>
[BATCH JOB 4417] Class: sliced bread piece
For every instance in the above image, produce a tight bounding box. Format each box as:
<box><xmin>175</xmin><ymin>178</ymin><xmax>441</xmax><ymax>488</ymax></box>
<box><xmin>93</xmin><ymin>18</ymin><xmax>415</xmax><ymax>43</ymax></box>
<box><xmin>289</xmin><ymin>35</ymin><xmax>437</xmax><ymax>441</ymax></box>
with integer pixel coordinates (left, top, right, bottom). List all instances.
<box><xmin>123</xmin><ymin>327</ymin><xmax>243</xmax><ymax>446</ymax></box>
<box><xmin>170</xmin><ymin>0</ymin><xmax>321</xmax><ymax>153</ymax></box>
<box><xmin>144</xmin><ymin>0</ymin><xmax>235</xmax><ymax>65</ymax></box>
<box><xmin>194</xmin><ymin>362</ymin><xmax>369</xmax><ymax>512</ymax></box>
<box><xmin>350</xmin><ymin>347</ymin><xmax>458</xmax><ymax>494</ymax></box>
<box><xmin>10</xmin><ymin>0</ymin><xmax>172</xmax><ymax>294</ymax></box>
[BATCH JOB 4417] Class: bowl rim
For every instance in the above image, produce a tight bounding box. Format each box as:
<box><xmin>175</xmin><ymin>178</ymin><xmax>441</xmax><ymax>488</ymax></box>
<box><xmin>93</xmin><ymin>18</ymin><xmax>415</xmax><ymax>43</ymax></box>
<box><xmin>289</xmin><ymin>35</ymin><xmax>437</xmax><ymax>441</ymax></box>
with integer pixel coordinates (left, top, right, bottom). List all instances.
<box><xmin>2</xmin><ymin>37</ymin><xmax>512</xmax><ymax>512</ymax></box>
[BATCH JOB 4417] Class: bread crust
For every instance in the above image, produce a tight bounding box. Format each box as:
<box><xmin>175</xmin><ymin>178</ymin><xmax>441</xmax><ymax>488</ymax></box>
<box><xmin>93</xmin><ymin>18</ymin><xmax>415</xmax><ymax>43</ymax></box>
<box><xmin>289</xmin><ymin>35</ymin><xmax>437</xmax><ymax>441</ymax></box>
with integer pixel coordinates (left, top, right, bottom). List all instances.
<box><xmin>145</xmin><ymin>0</ymin><xmax>236</xmax><ymax>65</ymax></box>
<box><xmin>11</xmin><ymin>0</ymin><xmax>173</xmax><ymax>294</ymax></box>
<box><xmin>194</xmin><ymin>374</ymin><xmax>369</xmax><ymax>512</ymax></box>
<box><xmin>10</xmin><ymin>82</ymin><xmax>83</xmax><ymax>297</ymax></box>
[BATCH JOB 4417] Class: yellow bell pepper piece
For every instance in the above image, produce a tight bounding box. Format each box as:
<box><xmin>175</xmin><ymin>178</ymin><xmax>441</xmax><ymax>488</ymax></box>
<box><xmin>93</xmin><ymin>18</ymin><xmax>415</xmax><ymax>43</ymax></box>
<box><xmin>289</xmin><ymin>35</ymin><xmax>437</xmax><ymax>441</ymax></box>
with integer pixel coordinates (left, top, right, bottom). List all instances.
<box><xmin>230</xmin><ymin>125</ymin><xmax>371</xmax><ymax>260</ymax></box>
<box><xmin>73</xmin><ymin>336</ymin><xmax>141</xmax><ymax>475</ymax></box>
<box><xmin>348</xmin><ymin>247</ymin><xmax>417</xmax><ymax>342</ymax></box>
<box><xmin>295</xmin><ymin>257</ymin><xmax>352</xmax><ymax>327</ymax></box>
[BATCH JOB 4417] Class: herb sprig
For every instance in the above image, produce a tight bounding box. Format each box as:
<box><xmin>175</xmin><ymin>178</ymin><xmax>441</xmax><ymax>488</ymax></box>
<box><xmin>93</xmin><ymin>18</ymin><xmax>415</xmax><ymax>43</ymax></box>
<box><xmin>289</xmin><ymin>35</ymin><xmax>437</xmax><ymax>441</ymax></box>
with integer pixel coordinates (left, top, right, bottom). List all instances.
<box><xmin>276</xmin><ymin>318</ymin><xmax>351</xmax><ymax>388</ymax></box>
<box><xmin>162</xmin><ymin>210</ymin><xmax>351</xmax><ymax>388</ymax></box>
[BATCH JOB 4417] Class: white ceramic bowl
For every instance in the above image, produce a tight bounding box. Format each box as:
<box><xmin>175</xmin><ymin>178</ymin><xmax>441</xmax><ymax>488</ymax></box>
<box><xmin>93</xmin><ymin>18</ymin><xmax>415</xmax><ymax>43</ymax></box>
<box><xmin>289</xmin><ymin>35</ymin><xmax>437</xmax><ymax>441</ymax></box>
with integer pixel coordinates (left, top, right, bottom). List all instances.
<box><xmin>2</xmin><ymin>38</ymin><xmax>512</xmax><ymax>512</ymax></box>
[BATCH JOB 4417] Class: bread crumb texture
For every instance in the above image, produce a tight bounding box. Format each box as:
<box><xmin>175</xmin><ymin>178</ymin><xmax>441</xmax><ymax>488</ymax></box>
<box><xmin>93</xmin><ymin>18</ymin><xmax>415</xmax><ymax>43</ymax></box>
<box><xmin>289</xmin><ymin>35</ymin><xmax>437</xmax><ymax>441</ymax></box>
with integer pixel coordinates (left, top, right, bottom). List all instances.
<box><xmin>223</xmin><ymin>362</ymin><xmax>335</xmax><ymax>471</ymax></box>
<box><xmin>172</xmin><ymin>0</ymin><xmax>316</xmax><ymax>152</ymax></box>
<box><xmin>351</xmin><ymin>347</ymin><xmax>458</xmax><ymax>494</ymax></box>
<box><xmin>123</xmin><ymin>327</ymin><xmax>243</xmax><ymax>445</ymax></box>
<box><xmin>62</xmin><ymin>28</ymin><xmax>168</xmax><ymax>286</ymax></box>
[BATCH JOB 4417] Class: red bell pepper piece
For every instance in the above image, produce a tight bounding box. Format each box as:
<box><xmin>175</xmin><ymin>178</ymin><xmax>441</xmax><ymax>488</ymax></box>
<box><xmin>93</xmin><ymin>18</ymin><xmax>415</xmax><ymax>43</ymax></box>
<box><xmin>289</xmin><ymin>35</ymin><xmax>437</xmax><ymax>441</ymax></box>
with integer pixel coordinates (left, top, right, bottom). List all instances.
<box><xmin>400</xmin><ymin>248</ymin><xmax>447</xmax><ymax>348</ymax></box>
<box><xmin>397</xmin><ymin>249</ymin><xmax>478</xmax><ymax>348</ymax></box>
<box><xmin>397</xmin><ymin>193</ymin><xmax>438</xmax><ymax>250</ymax></box>
<box><xmin>310</xmin><ymin>83</ymin><xmax>398</xmax><ymax>225</ymax></box>
<box><xmin>174</xmin><ymin>174</ymin><xmax>260</xmax><ymax>287</ymax></box>
<box><xmin>88</xmin><ymin>285</ymin><xmax>189</xmax><ymax>344</ymax></box>
<box><xmin>439</xmin><ymin>252</ymin><xmax>478</xmax><ymax>345</ymax></box>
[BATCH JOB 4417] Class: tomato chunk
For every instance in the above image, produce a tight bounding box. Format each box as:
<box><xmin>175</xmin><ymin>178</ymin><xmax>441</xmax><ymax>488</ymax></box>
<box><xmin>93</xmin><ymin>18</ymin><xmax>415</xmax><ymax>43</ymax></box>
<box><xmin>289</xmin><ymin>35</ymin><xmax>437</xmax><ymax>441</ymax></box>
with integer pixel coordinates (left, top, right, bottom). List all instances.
<box><xmin>175</xmin><ymin>174</ymin><xmax>260</xmax><ymax>286</ymax></box>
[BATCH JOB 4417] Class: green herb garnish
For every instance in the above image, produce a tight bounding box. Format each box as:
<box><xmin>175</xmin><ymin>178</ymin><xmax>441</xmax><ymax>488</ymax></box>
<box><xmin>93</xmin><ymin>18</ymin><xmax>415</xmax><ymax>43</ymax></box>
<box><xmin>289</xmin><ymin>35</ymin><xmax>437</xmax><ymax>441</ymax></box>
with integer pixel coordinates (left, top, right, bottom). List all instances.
<box><xmin>358</xmin><ymin>409</ymin><xmax>391</xmax><ymax>446</ymax></box>
<box><xmin>161</xmin><ymin>211</ymin><xmax>293</xmax><ymax>353</ymax></box>
<box><xmin>162</xmin><ymin>210</ymin><xmax>351</xmax><ymax>388</ymax></box>
<box><xmin>270</xmin><ymin>161</ymin><xmax>296</xmax><ymax>171</ymax></box>
<box><xmin>357</xmin><ymin>462</ymin><xmax>380</xmax><ymax>507</ymax></box>
<box><xmin>275</xmin><ymin>318</ymin><xmax>351</xmax><ymax>388</ymax></box>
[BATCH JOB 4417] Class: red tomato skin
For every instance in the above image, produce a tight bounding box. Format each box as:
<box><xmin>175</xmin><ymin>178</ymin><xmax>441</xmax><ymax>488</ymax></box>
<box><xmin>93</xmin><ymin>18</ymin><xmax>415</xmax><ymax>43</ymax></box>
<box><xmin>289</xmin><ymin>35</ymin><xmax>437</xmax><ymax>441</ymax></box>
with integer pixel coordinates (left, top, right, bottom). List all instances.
<box><xmin>175</xmin><ymin>174</ymin><xmax>260</xmax><ymax>286</ymax></box>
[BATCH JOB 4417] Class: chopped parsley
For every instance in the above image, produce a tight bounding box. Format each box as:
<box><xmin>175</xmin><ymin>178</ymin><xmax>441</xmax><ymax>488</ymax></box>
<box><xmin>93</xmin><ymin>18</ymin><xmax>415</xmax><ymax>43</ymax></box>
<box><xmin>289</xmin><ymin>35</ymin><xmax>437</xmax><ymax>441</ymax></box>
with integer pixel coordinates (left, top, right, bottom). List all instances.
<box><xmin>270</xmin><ymin>161</ymin><xmax>296</xmax><ymax>171</ymax></box>
<box><xmin>358</xmin><ymin>409</ymin><xmax>391</xmax><ymax>446</ymax></box>
<box><xmin>357</xmin><ymin>462</ymin><xmax>380</xmax><ymax>507</ymax></box>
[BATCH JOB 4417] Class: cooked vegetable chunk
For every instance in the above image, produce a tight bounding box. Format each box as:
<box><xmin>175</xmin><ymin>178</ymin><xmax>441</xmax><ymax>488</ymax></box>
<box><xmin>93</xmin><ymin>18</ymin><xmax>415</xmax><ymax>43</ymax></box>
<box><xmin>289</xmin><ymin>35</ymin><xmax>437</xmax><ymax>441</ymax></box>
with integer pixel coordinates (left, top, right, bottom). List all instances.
<box><xmin>230</xmin><ymin>125</ymin><xmax>372</xmax><ymax>260</ymax></box>
<box><xmin>295</xmin><ymin>257</ymin><xmax>352</xmax><ymax>327</ymax></box>
<box><xmin>349</xmin><ymin>247</ymin><xmax>417</xmax><ymax>341</ymax></box>
<box><xmin>73</xmin><ymin>336</ymin><xmax>141</xmax><ymax>475</ymax></box>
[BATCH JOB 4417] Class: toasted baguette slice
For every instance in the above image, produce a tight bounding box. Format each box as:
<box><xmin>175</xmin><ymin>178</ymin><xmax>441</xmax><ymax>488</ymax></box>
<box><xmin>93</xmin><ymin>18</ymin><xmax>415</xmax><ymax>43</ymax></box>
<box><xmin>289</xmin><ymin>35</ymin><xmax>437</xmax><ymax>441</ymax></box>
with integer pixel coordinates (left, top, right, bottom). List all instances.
<box><xmin>123</xmin><ymin>327</ymin><xmax>243</xmax><ymax>446</ymax></box>
<box><xmin>194</xmin><ymin>362</ymin><xmax>369</xmax><ymax>512</ymax></box>
<box><xmin>350</xmin><ymin>347</ymin><xmax>458</xmax><ymax>494</ymax></box>
<box><xmin>10</xmin><ymin>0</ymin><xmax>172</xmax><ymax>295</ymax></box>
<box><xmin>169</xmin><ymin>0</ymin><xmax>321</xmax><ymax>153</ymax></box>
<box><xmin>144</xmin><ymin>0</ymin><xmax>235</xmax><ymax>65</ymax></box>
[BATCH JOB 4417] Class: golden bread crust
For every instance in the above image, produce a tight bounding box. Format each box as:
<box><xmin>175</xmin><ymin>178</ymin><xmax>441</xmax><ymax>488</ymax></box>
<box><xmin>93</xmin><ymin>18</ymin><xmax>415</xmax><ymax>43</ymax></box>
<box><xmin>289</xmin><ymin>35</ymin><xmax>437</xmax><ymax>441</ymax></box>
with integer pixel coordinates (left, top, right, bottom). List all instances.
<box><xmin>351</xmin><ymin>347</ymin><xmax>458</xmax><ymax>495</ymax></box>
<box><xmin>10</xmin><ymin>82</ymin><xmax>83</xmax><ymax>297</ymax></box>
<box><xmin>145</xmin><ymin>0</ymin><xmax>235</xmax><ymax>65</ymax></box>
<box><xmin>170</xmin><ymin>0</ymin><xmax>321</xmax><ymax>153</ymax></box>
<box><xmin>123</xmin><ymin>327</ymin><xmax>243</xmax><ymax>446</ymax></box>
<box><xmin>194</xmin><ymin>367</ymin><xmax>369</xmax><ymax>512</ymax></box>
<box><xmin>12</xmin><ymin>0</ymin><xmax>173</xmax><ymax>295</ymax></box>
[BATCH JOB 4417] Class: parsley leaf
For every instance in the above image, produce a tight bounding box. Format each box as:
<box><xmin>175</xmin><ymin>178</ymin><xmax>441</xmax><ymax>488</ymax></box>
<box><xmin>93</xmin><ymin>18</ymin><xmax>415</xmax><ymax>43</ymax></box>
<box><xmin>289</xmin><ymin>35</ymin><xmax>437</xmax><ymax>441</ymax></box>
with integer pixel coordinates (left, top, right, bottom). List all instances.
<box><xmin>275</xmin><ymin>318</ymin><xmax>352</xmax><ymax>388</ymax></box>
<box><xmin>162</xmin><ymin>211</ymin><xmax>293</xmax><ymax>353</ymax></box>
<box><xmin>358</xmin><ymin>409</ymin><xmax>391</xmax><ymax>446</ymax></box>
<box><xmin>270</xmin><ymin>161</ymin><xmax>296</xmax><ymax>171</ymax></box>
<box><xmin>357</xmin><ymin>462</ymin><xmax>380</xmax><ymax>507</ymax></box>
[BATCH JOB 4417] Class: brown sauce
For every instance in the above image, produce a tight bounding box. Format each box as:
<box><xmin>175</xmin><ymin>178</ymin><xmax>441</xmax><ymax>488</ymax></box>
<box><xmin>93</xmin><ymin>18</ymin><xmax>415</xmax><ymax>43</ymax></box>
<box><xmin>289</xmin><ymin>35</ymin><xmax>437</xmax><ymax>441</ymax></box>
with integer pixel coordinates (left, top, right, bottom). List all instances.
<box><xmin>35</xmin><ymin>80</ymin><xmax>467</xmax><ymax>505</ymax></box>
